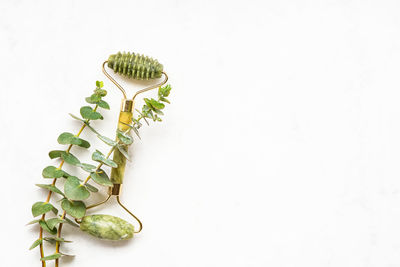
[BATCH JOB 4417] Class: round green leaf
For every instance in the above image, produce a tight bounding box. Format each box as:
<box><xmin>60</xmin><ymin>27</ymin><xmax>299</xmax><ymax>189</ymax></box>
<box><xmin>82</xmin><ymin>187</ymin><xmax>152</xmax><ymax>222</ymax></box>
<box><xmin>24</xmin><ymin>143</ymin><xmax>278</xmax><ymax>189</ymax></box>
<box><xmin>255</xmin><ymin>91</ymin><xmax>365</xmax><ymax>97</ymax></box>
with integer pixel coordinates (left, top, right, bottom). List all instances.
<box><xmin>90</xmin><ymin>169</ymin><xmax>113</xmax><ymax>186</ymax></box>
<box><xmin>92</xmin><ymin>150</ymin><xmax>117</xmax><ymax>168</ymax></box>
<box><xmin>61</xmin><ymin>199</ymin><xmax>86</xmax><ymax>219</ymax></box>
<box><xmin>85</xmin><ymin>182</ymin><xmax>99</xmax><ymax>192</ymax></box>
<box><xmin>32</xmin><ymin>202</ymin><xmax>54</xmax><ymax>217</ymax></box>
<box><xmin>42</xmin><ymin>166</ymin><xmax>64</xmax><ymax>178</ymax></box>
<box><xmin>85</xmin><ymin>94</ymin><xmax>101</xmax><ymax>104</ymax></box>
<box><xmin>46</xmin><ymin>218</ymin><xmax>66</xmax><ymax>230</ymax></box>
<box><xmin>39</xmin><ymin>220</ymin><xmax>57</xmax><ymax>235</ymax></box>
<box><xmin>80</xmin><ymin>106</ymin><xmax>103</xmax><ymax>120</ymax></box>
<box><xmin>57</xmin><ymin>132</ymin><xmax>90</xmax><ymax>148</ymax></box>
<box><xmin>48</xmin><ymin>150</ymin><xmax>63</xmax><ymax>159</ymax></box>
<box><xmin>64</xmin><ymin>176</ymin><xmax>90</xmax><ymax>201</ymax></box>
<box><xmin>61</xmin><ymin>151</ymin><xmax>81</xmax><ymax>166</ymax></box>
<box><xmin>117</xmin><ymin>144</ymin><xmax>130</xmax><ymax>160</ymax></box>
<box><xmin>97</xmin><ymin>134</ymin><xmax>117</xmax><ymax>146</ymax></box>
<box><xmin>79</xmin><ymin>163</ymin><xmax>96</xmax><ymax>172</ymax></box>
<box><xmin>116</xmin><ymin>130</ymin><xmax>133</xmax><ymax>145</ymax></box>
<box><xmin>35</xmin><ymin>184</ymin><xmax>64</xmax><ymax>196</ymax></box>
<box><xmin>98</xmin><ymin>100</ymin><xmax>110</xmax><ymax>109</ymax></box>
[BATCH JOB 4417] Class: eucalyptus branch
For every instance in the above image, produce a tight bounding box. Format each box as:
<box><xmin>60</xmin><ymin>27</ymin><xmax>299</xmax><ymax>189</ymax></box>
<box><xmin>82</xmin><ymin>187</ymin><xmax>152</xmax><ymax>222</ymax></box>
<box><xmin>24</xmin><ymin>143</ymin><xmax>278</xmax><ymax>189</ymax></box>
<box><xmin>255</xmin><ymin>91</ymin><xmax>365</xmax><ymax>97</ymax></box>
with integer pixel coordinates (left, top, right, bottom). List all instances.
<box><xmin>30</xmin><ymin>82</ymin><xmax>172</xmax><ymax>267</ymax></box>
<box><xmin>30</xmin><ymin>81</ymin><xmax>113</xmax><ymax>265</ymax></box>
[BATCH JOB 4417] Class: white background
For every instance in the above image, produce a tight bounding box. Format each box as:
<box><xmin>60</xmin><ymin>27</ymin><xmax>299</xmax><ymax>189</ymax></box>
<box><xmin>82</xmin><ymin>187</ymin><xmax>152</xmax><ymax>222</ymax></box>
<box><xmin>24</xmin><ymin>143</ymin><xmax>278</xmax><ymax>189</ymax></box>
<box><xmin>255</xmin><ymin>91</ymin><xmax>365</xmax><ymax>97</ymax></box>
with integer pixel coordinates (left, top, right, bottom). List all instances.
<box><xmin>1</xmin><ymin>0</ymin><xmax>400</xmax><ymax>266</ymax></box>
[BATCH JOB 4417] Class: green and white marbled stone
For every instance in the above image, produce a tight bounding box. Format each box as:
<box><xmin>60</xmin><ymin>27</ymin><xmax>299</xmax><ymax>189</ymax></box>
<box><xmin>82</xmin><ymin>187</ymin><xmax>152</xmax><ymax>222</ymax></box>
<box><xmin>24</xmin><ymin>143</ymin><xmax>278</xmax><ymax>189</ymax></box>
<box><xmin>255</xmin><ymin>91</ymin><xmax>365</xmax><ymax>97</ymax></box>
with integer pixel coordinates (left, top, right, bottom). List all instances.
<box><xmin>80</xmin><ymin>214</ymin><xmax>134</xmax><ymax>240</ymax></box>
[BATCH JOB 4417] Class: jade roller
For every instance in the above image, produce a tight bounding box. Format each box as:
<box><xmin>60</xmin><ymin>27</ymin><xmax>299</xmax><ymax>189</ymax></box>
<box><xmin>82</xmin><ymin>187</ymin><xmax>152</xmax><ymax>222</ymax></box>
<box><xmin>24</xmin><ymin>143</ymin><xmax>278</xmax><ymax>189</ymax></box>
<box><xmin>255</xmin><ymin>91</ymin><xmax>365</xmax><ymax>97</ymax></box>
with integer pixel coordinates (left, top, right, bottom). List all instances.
<box><xmin>79</xmin><ymin>52</ymin><xmax>168</xmax><ymax>240</ymax></box>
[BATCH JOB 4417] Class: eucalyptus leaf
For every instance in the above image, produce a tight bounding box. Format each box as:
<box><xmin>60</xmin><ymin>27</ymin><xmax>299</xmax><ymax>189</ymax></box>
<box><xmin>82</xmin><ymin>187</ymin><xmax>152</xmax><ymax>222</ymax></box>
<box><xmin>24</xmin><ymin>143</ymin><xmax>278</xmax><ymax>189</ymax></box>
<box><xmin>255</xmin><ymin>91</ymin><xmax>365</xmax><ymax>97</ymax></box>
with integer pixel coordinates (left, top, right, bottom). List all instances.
<box><xmin>42</xmin><ymin>166</ymin><xmax>64</xmax><ymax>178</ymax></box>
<box><xmin>117</xmin><ymin>145</ymin><xmax>130</xmax><ymax>160</ymax></box>
<box><xmin>79</xmin><ymin>163</ymin><xmax>96</xmax><ymax>172</ymax></box>
<box><xmin>61</xmin><ymin>199</ymin><xmax>86</xmax><ymax>219</ymax></box>
<box><xmin>159</xmin><ymin>96</ymin><xmax>170</xmax><ymax>104</ymax></box>
<box><xmin>159</xmin><ymin>84</ymin><xmax>171</xmax><ymax>97</ymax></box>
<box><xmin>64</xmin><ymin>176</ymin><xmax>90</xmax><ymax>201</ymax></box>
<box><xmin>95</xmin><ymin>88</ymin><xmax>107</xmax><ymax>96</ymax></box>
<box><xmin>80</xmin><ymin>106</ymin><xmax>103</xmax><ymax>120</ymax></box>
<box><xmin>48</xmin><ymin>150</ymin><xmax>63</xmax><ymax>159</ymax></box>
<box><xmin>92</xmin><ymin>150</ymin><xmax>117</xmax><ymax>168</ymax></box>
<box><xmin>57</xmin><ymin>132</ymin><xmax>90</xmax><ymax>148</ymax></box>
<box><xmin>61</xmin><ymin>151</ymin><xmax>81</xmax><ymax>166</ymax></box>
<box><xmin>41</xmin><ymin>253</ymin><xmax>61</xmax><ymax>261</ymax></box>
<box><xmin>90</xmin><ymin>169</ymin><xmax>113</xmax><ymax>186</ymax></box>
<box><xmin>32</xmin><ymin>202</ymin><xmax>54</xmax><ymax>217</ymax></box>
<box><xmin>29</xmin><ymin>239</ymin><xmax>42</xmax><ymax>250</ymax></box>
<box><xmin>46</xmin><ymin>218</ymin><xmax>66</xmax><ymax>230</ymax></box>
<box><xmin>26</xmin><ymin>219</ymin><xmax>40</xmax><ymax>226</ymax></box>
<box><xmin>84</xmin><ymin>121</ymin><xmax>100</xmax><ymax>135</ymax></box>
<box><xmin>98</xmin><ymin>100</ymin><xmax>110</xmax><ymax>109</ymax></box>
<box><xmin>35</xmin><ymin>184</ymin><xmax>64</xmax><ymax>196</ymax></box>
<box><xmin>97</xmin><ymin>134</ymin><xmax>117</xmax><ymax>146</ymax></box>
<box><xmin>96</xmin><ymin>80</ymin><xmax>104</xmax><ymax>88</ymax></box>
<box><xmin>44</xmin><ymin>237</ymin><xmax>72</xmax><ymax>244</ymax></box>
<box><xmin>39</xmin><ymin>220</ymin><xmax>57</xmax><ymax>235</ymax></box>
<box><xmin>85</xmin><ymin>94</ymin><xmax>101</xmax><ymax>104</ymax></box>
<box><xmin>69</xmin><ymin>113</ymin><xmax>86</xmax><ymax>122</ymax></box>
<box><xmin>116</xmin><ymin>130</ymin><xmax>133</xmax><ymax>145</ymax></box>
<box><xmin>85</xmin><ymin>182</ymin><xmax>99</xmax><ymax>192</ymax></box>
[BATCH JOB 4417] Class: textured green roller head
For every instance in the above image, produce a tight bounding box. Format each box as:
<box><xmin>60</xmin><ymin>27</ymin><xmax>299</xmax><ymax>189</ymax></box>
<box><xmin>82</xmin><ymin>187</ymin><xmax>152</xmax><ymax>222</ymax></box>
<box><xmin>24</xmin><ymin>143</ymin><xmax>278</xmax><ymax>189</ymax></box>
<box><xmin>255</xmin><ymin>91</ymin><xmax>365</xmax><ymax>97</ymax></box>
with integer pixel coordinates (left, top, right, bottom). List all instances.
<box><xmin>80</xmin><ymin>214</ymin><xmax>134</xmax><ymax>241</ymax></box>
<box><xmin>108</xmin><ymin>51</ymin><xmax>163</xmax><ymax>80</ymax></box>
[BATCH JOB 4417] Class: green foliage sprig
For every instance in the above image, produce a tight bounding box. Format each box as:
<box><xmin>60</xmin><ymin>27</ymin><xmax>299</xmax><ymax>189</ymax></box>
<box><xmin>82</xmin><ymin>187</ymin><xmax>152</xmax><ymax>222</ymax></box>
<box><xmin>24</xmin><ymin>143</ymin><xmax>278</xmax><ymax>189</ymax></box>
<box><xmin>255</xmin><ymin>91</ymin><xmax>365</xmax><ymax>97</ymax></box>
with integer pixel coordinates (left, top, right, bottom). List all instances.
<box><xmin>29</xmin><ymin>82</ymin><xmax>172</xmax><ymax>267</ymax></box>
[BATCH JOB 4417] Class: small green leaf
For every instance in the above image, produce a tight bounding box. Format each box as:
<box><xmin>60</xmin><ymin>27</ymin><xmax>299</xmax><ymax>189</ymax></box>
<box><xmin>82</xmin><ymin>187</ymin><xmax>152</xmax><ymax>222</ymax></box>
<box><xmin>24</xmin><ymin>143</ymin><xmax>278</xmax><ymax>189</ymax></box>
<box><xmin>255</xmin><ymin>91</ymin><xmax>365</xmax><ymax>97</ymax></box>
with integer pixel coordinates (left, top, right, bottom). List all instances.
<box><xmin>61</xmin><ymin>199</ymin><xmax>86</xmax><ymax>219</ymax></box>
<box><xmin>48</xmin><ymin>150</ymin><xmax>63</xmax><ymax>159</ymax></box>
<box><xmin>84</xmin><ymin>182</ymin><xmax>99</xmax><ymax>192</ymax></box>
<box><xmin>57</xmin><ymin>132</ymin><xmax>90</xmax><ymax>148</ymax></box>
<box><xmin>46</xmin><ymin>218</ymin><xmax>66</xmax><ymax>229</ymax></box>
<box><xmin>29</xmin><ymin>239</ymin><xmax>42</xmax><ymax>250</ymax></box>
<box><xmin>35</xmin><ymin>184</ymin><xmax>64</xmax><ymax>196</ymax></box>
<box><xmin>90</xmin><ymin>169</ymin><xmax>113</xmax><ymax>186</ymax></box>
<box><xmin>42</xmin><ymin>166</ymin><xmax>64</xmax><ymax>178</ymax></box>
<box><xmin>95</xmin><ymin>88</ymin><xmax>107</xmax><ymax>96</ymax></box>
<box><xmin>32</xmin><ymin>202</ymin><xmax>54</xmax><ymax>217</ymax></box>
<box><xmin>97</xmin><ymin>135</ymin><xmax>117</xmax><ymax>146</ymax></box>
<box><xmin>85</xmin><ymin>94</ymin><xmax>101</xmax><ymax>104</ymax></box>
<box><xmin>159</xmin><ymin>84</ymin><xmax>171</xmax><ymax>97</ymax></box>
<box><xmin>159</xmin><ymin>96</ymin><xmax>170</xmax><ymax>104</ymax></box>
<box><xmin>44</xmin><ymin>237</ymin><xmax>72</xmax><ymax>244</ymax></box>
<box><xmin>26</xmin><ymin>219</ymin><xmax>40</xmax><ymax>225</ymax></box>
<box><xmin>92</xmin><ymin>150</ymin><xmax>117</xmax><ymax>168</ymax></box>
<box><xmin>79</xmin><ymin>163</ymin><xmax>96</xmax><ymax>172</ymax></box>
<box><xmin>39</xmin><ymin>220</ymin><xmax>57</xmax><ymax>235</ymax></box>
<box><xmin>117</xmin><ymin>145</ymin><xmax>130</xmax><ymax>160</ymax></box>
<box><xmin>98</xmin><ymin>100</ymin><xmax>110</xmax><ymax>109</ymax></box>
<box><xmin>64</xmin><ymin>217</ymin><xmax>79</xmax><ymax>227</ymax></box>
<box><xmin>96</xmin><ymin>80</ymin><xmax>104</xmax><ymax>88</ymax></box>
<box><xmin>116</xmin><ymin>130</ymin><xmax>133</xmax><ymax>145</ymax></box>
<box><xmin>69</xmin><ymin>113</ymin><xmax>86</xmax><ymax>122</ymax></box>
<box><xmin>80</xmin><ymin>106</ymin><xmax>103</xmax><ymax>120</ymax></box>
<box><xmin>41</xmin><ymin>253</ymin><xmax>61</xmax><ymax>261</ymax></box>
<box><xmin>61</xmin><ymin>151</ymin><xmax>81</xmax><ymax>166</ymax></box>
<box><xmin>64</xmin><ymin>176</ymin><xmax>90</xmax><ymax>201</ymax></box>
<box><xmin>147</xmin><ymin>98</ymin><xmax>165</xmax><ymax>110</ymax></box>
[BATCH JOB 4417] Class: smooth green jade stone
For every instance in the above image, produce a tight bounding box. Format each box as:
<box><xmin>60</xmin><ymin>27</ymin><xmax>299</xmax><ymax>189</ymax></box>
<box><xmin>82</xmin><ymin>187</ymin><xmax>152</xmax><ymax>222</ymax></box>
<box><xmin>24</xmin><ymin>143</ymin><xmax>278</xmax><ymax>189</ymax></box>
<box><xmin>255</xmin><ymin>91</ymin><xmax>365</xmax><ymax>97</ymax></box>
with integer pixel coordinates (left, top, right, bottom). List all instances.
<box><xmin>80</xmin><ymin>214</ymin><xmax>134</xmax><ymax>240</ymax></box>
